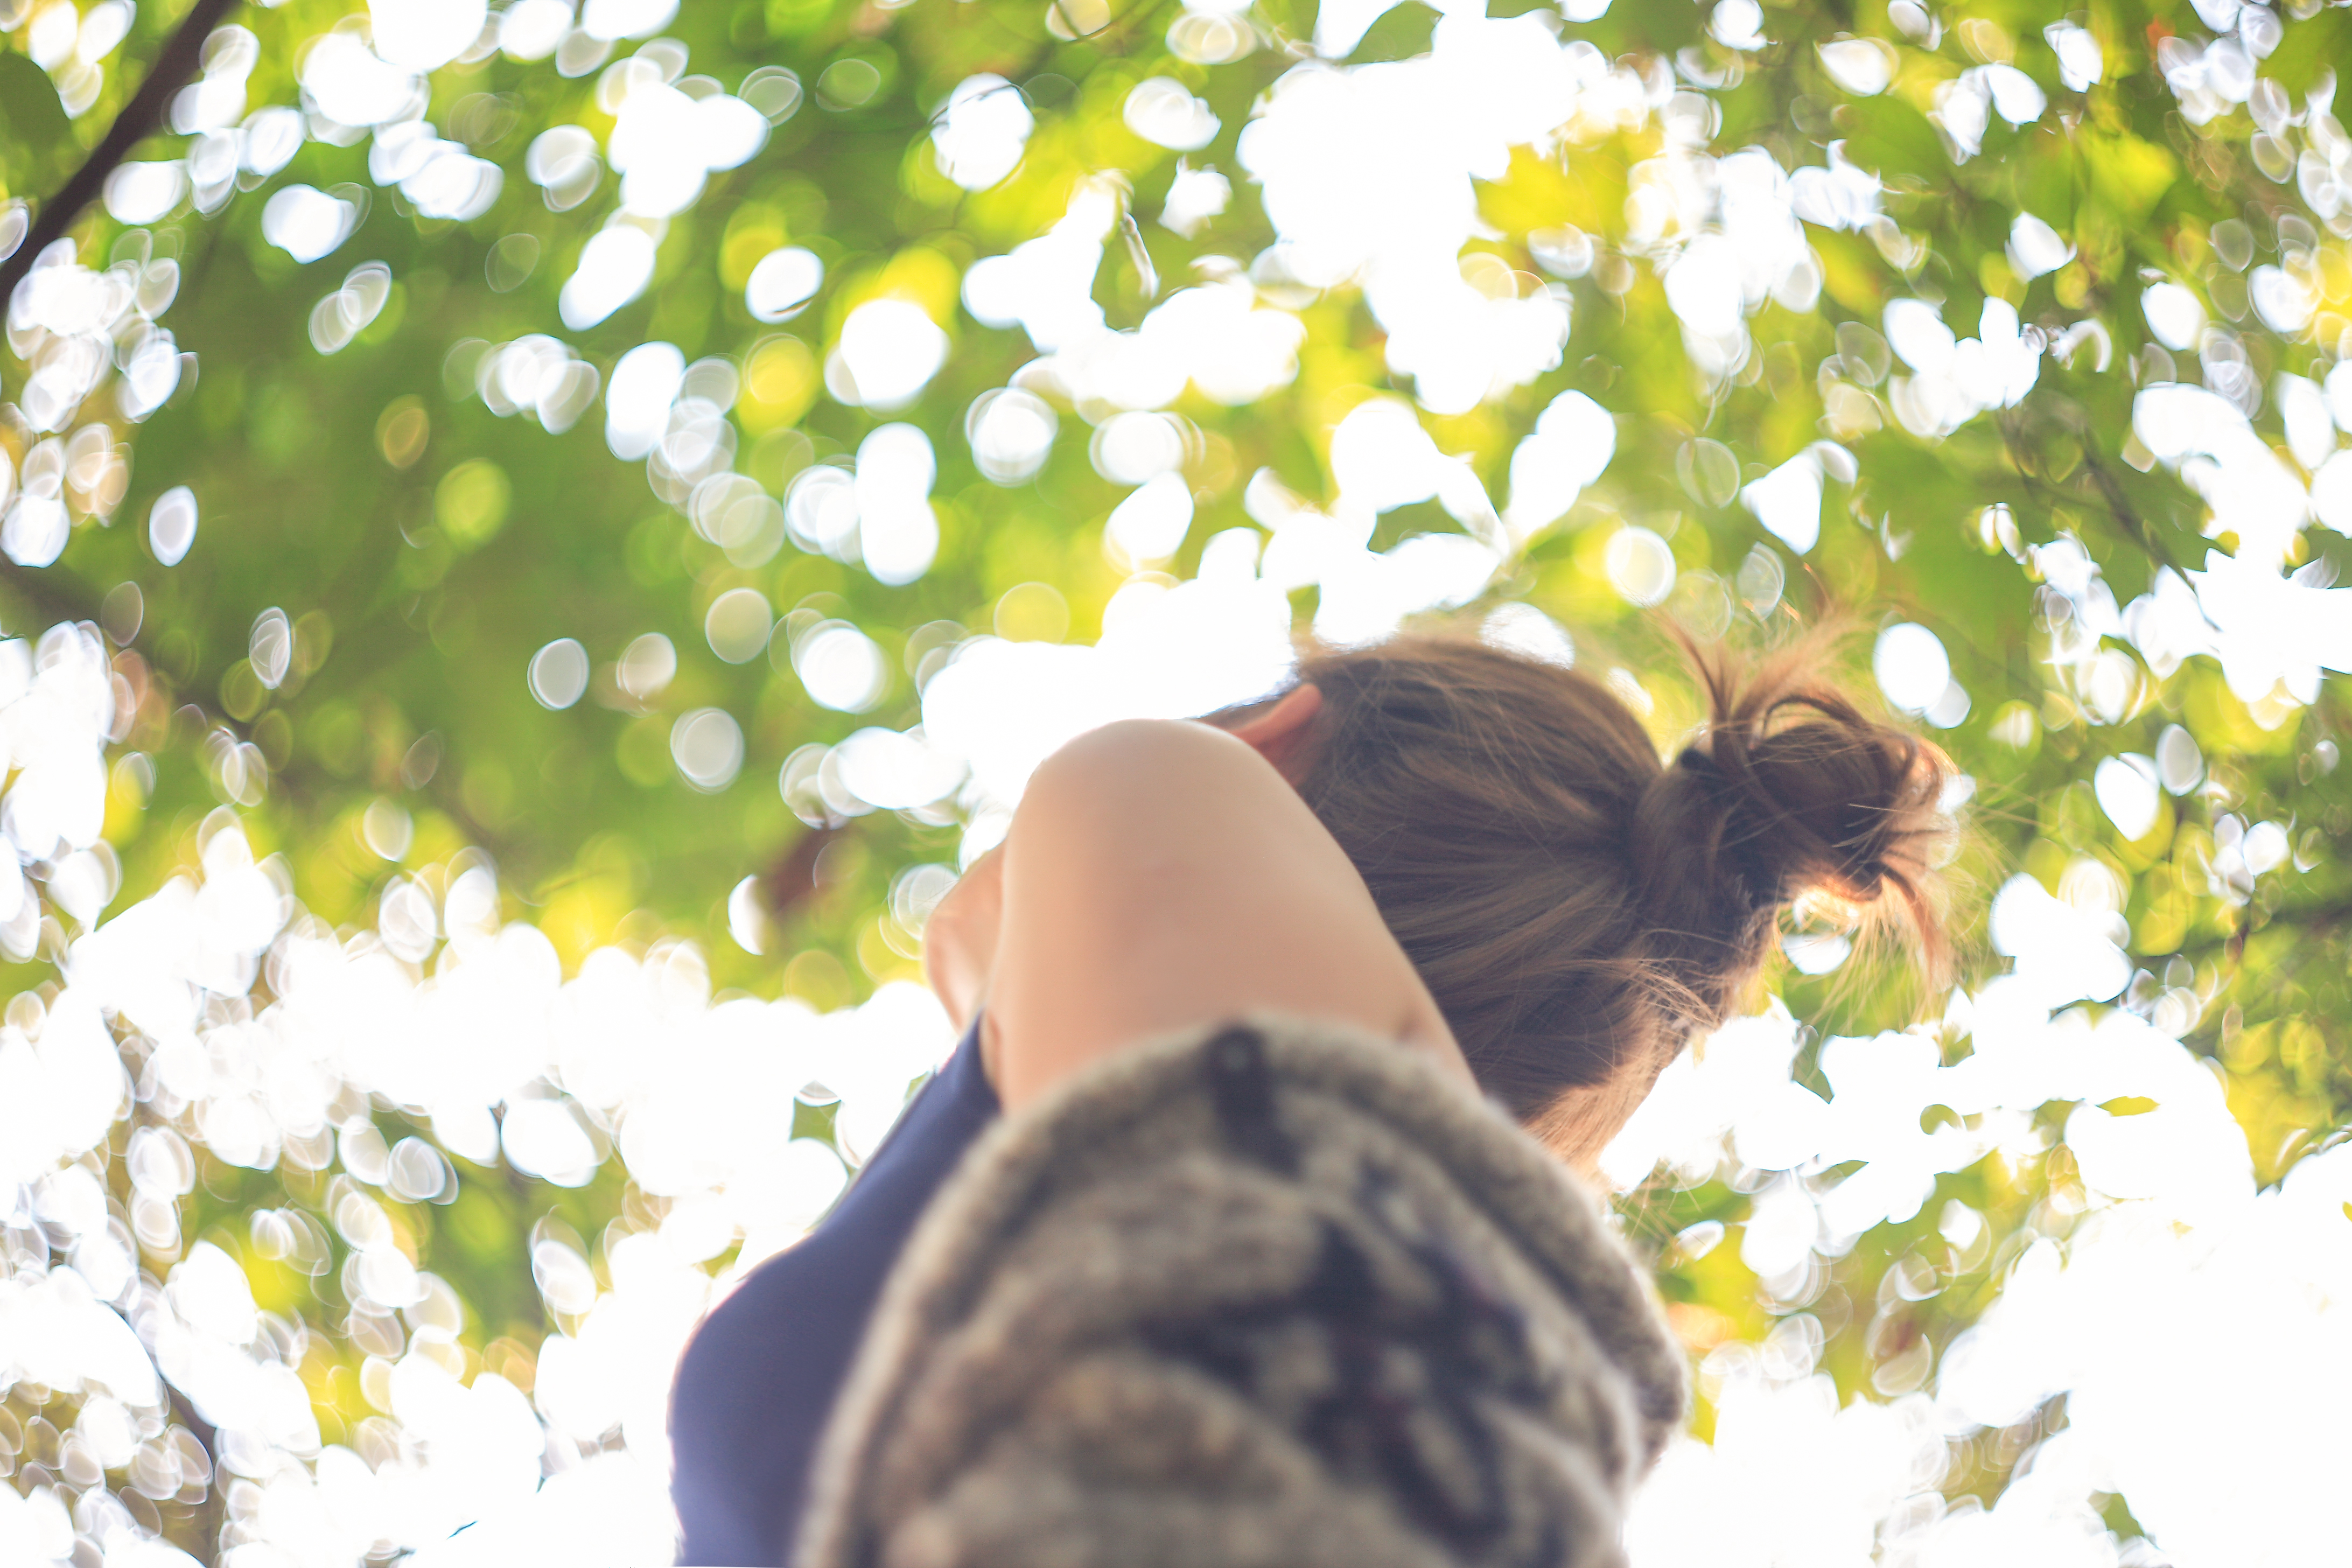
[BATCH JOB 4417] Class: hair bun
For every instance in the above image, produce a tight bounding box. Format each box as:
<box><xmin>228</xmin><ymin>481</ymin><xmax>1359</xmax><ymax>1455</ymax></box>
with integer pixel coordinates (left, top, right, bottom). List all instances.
<box><xmin>1636</xmin><ymin>633</ymin><xmax>1954</xmax><ymax>984</ymax></box>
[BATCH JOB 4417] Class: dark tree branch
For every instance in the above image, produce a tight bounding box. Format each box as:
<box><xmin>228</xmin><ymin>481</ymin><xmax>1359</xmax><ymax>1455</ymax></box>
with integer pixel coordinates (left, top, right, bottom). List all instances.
<box><xmin>2012</xmin><ymin>401</ymin><xmax>2186</xmax><ymax>579</ymax></box>
<box><xmin>159</xmin><ymin>1379</ymin><xmax>225</xmax><ymax>1558</ymax></box>
<box><xmin>0</xmin><ymin>555</ymin><xmax>104</xmax><ymax>632</ymax></box>
<box><xmin>2072</xmin><ymin>441</ymin><xmax>2183</xmax><ymax>579</ymax></box>
<box><xmin>2173</xmin><ymin>895</ymin><xmax>2352</xmax><ymax>964</ymax></box>
<box><xmin>0</xmin><ymin>0</ymin><xmax>243</xmax><ymax>310</ymax></box>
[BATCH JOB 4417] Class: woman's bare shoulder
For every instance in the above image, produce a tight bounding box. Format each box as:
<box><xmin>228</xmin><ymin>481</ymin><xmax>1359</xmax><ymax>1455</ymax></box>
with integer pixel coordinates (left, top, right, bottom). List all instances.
<box><xmin>1030</xmin><ymin>715</ymin><xmax>1270</xmax><ymax>788</ymax></box>
<box><xmin>1010</xmin><ymin>718</ymin><xmax>1361</xmax><ymax>920</ymax></box>
<box><xmin>985</xmin><ymin>719</ymin><xmax>1467</xmax><ymax>1109</ymax></box>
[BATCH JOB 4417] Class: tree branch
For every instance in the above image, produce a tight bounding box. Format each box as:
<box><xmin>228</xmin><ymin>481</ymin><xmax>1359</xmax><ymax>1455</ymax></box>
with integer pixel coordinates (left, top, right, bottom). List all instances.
<box><xmin>160</xmin><ymin>1379</ymin><xmax>225</xmax><ymax>1559</ymax></box>
<box><xmin>2013</xmin><ymin>401</ymin><xmax>2185</xmax><ymax>578</ymax></box>
<box><xmin>0</xmin><ymin>555</ymin><xmax>104</xmax><ymax>633</ymax></box>
<box><xmin>2171</xmin><ymin>895</ymin><xmax>2352</xmax><ymax>965</ymax></box>
<box><xmin>0</xmin><ymin>0</ymin><xmax>243</xmax><ymax>309</ymax></box>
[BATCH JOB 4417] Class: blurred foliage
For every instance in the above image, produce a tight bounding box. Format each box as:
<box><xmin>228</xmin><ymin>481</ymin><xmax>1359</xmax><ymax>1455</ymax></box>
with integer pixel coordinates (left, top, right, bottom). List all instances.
<box><xmin>3</xmin><ymin>0</ymin><xmax>2349</xmax><ymax>1558</ymax></box>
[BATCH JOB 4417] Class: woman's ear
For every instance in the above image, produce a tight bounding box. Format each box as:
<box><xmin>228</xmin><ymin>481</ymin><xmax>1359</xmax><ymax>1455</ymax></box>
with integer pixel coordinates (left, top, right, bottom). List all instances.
<box><xmin>1224</xmin><ymin>684</ymin><xmax>1324</xmax><ymax>780</ymax></box>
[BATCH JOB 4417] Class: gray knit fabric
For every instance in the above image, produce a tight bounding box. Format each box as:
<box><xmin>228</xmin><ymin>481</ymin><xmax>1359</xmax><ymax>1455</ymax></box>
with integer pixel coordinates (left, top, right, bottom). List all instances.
<box><xmin>793</xmin><ymin>1014</ymin><xmax>1688</xmax><ymax>1568</ymax></box>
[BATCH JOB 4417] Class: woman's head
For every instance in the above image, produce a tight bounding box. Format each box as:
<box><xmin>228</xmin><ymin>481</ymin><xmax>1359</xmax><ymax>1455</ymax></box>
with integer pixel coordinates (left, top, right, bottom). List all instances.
<box><xmin>1234</xmin><ymin>624</ymin><xmax>1952</xmax><ymax>1158</ymax></box>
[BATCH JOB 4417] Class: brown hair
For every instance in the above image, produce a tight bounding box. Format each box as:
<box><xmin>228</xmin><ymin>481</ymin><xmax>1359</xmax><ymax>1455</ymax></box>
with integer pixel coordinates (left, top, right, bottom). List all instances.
<box><xmin>1272</xmin><ymin>624</ymin><xmax>1951</xmax><ymax>1147</ymax></box>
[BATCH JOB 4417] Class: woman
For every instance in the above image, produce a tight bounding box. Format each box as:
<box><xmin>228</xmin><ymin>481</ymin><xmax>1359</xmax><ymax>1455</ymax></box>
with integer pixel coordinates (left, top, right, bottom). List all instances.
<box><xmin>669</xmin><ymin>625</ymin><xmax>1948</xmax><ymax>1566</ymax></box>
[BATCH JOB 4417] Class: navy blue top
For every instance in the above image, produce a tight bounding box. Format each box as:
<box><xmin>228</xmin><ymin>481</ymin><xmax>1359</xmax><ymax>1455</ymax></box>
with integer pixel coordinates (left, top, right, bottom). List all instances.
<box><xmin>669</xmin><ymin>1020</ymin><xmax>999</xmax><ymax>1566</ymax></box>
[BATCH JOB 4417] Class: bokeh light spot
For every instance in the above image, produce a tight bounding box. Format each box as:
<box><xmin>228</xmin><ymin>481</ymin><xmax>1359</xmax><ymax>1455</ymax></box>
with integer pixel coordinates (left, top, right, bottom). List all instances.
<box><xmin>670</xmin><ymin>709</ymin><xmax>745</xmax><ymax>792</ymax></box>
<box><xmin>377</xmin><ymin>396</ymin><xmax>430</xmax><ymax>467</ymax></box>
<box><xmin>148</xmin><ymin>485</ymin><xmax>197</xmax><ymax>565</ymax></box>
<box><xmin>794</xmin><ymin>622</ymin><xmax>888</xmax><ymax>712</ymax></box>
<box><xmin>528</xmin><ymin>639</ymin><xmax>590</xmax><ymax>710</ymax></box>
<box><xmin>993</xmin><ymin>582</ymin><xmax>1070</xmax><ymax>643</ymax></box>
<box><xmin>704</xmin><ymin>589</ymin><xmax>773</xmax><ymax>664</ymax></box>
<box><xmin>1604</xmin><ymin>526</ymin><xmax>1676</xmax><ymax>607</ymax></box>
<box><xmin>434</xmin><ymin>459</ymin><xmax>512</xmax><ymax>549</ymax></box>
<box><xmin>617</xmin><ymin>633</ymin><xmax>676</xmax><ymax>702</ymax></box>
<box><xmin>745</xmin><ymin>247</ymin><xmax>823</xmax><ymax>323</ymax></box>
<box><xmin>1873</xmin><ymin>622</ymin><xmax>1952</xmax><ymax>715</ymax></box>
<box><xmin>362</xmin><ymin>799</ymin><xmax>414</xmax><ymax>862</ymax></box>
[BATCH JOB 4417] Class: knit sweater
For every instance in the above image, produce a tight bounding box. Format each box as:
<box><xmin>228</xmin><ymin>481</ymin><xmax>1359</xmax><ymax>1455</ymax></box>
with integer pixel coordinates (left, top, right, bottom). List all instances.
<box><xmin>793</xmin><ymin>1015</ymin><xmax>1688</xmax><ymax>1568</ymax></box>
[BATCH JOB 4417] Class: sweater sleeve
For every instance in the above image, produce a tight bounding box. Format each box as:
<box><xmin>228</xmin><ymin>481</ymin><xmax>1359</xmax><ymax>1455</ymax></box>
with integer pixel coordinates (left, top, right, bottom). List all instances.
<box><xmin>792</xmin><ymin>1014</ymin><xmax>1689</xmax><ymax>1568</ymax></box>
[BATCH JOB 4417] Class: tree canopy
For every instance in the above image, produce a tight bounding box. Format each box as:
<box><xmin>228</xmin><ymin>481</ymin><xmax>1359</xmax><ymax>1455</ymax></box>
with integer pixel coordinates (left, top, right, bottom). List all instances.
<box><xmin>1</xmin><ymin>0</ymin><xmax>2348</xmax><ymax>1562</ymax></box>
